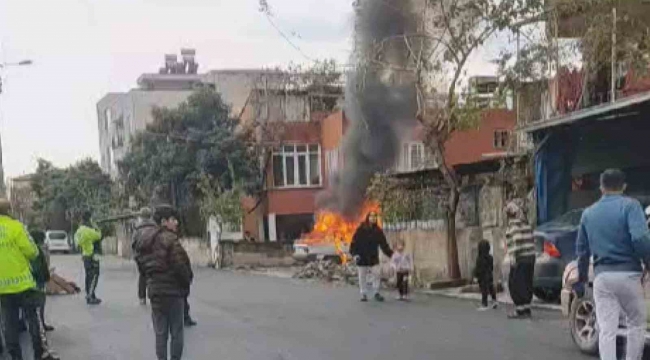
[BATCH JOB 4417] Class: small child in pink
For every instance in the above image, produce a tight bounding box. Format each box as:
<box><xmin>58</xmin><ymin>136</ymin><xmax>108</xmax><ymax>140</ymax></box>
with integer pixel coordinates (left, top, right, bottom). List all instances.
<box><xmin>390</xmin><ymin>240</ymin><xmax>413</xmax><ymax>301</ymax></box>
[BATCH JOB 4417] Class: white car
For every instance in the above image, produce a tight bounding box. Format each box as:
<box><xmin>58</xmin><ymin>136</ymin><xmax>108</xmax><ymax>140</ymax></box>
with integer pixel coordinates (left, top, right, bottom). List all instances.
<box><xmin>45</xmin><ymin>230</ymin><xmax>72</xmax><ymax>253</ymax></box>
<box><xmin>293</xmin><ymin>242</ymin><xmax>350</xmax><ymax>263</ymax></box>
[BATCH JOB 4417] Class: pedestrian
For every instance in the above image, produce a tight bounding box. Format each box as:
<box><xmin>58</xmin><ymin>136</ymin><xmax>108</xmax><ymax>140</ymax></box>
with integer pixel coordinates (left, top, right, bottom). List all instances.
<box><xmin>350</xmin><ymin>211</ymin><xmax>393</xmax><ymax>302</ymax></box>
<box><xmin>132</xmin><ymin>207</ymin><xmax>155</xmax><ymax>305</ymax></box>
<box><xmin>504</xmin><ymin>199</ymin><xmax>536</xmax><ymax>319</ymax></box>
<box><xmin>473</xmin><ymin>239</ymin><xmax>498</xmax><ymax>311</ymax></box>
<box><xmin>390</xmin><ymin>239</ymin><xmax>413</xmax><ymax>301</ymax></box>
<box><xmin>0</xmin><ymin>198</ymin><xmax>60</xmax><ymax>360</ymax></box>
<box><xmin>135</xmin><ymin>205</ymin><xmax>193</xmax><ymax>360</ymax></box>
<box><xmin>74</xmin><ymin>211</ymin><xmax>103</xmax><ymax>305</ymax></box>
<box><xmin>183</xmin><ymin>298</ymin><xmax>196</xmax><ymax>327</ymax></box>
<box><xmin>574</xmin><ymin>169</ymin><xmax>650</xmax><ymax>360</ymax></box>
<box><xmin>29</xmin><ymin>230</ymin><xmax>55</xmax><ymax>331</ymax></box>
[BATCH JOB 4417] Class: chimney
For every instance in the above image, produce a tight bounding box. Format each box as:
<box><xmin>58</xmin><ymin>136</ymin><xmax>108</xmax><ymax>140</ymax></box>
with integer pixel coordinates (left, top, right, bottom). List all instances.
<box><xmin>165</xmin><ymin>54</ymin><xmax>178</xmax><ymax>74</ymax></box>
<box><xmin>180</xmin><ymin>48</ymin><xmax>198</xmax><ymax>74</ymax></box>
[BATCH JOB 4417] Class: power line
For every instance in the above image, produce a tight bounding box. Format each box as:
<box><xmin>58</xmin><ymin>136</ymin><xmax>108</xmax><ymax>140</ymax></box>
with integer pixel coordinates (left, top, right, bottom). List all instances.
<box><xmin>263</xmin><ymin>13</ymin><xmax>315</xmax><ymax>62</ymax></box>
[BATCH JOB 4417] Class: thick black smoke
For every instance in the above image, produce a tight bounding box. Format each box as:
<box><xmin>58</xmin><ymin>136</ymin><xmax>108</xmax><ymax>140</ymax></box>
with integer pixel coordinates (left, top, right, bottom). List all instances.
<box><xmin>317</xmin><ymin>0</ymin><xmax>417</xmax><ymax>219</ymax></box>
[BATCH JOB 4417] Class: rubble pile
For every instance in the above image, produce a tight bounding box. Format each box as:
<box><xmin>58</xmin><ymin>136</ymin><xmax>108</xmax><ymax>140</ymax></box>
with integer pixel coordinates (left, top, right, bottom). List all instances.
<box><xmin>293</xmin><ymin>260</ymin><xmax>359</xmax><ymax>284</ymax></box>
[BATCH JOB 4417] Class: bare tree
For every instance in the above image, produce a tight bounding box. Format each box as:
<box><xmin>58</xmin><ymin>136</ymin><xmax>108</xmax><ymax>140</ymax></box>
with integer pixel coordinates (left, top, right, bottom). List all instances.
<box><xmin>359</xmin><ymin>0</ymin><xmax>545</xmax><ymax>279</ymax></box>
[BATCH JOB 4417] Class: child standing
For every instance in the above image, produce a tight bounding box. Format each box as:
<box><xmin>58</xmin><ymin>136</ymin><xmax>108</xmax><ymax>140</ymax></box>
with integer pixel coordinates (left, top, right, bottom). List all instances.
<box><xmin>391</xmin><ymin>240</ymin><xmax>413</xmax><ymax>301</ymax></box>
<box><xmin>474</xmin><ymin>240</ymin><xmax>498</xmax><ymax>311</ymax></box>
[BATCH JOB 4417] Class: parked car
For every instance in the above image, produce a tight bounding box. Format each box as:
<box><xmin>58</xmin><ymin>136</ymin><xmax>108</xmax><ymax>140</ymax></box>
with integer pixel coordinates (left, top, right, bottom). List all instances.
<box><xmin>45</xmin><ymin>230</ymin><xmax>72</xmax><ymax>254</ymax></box>
<box><xmin>561</xmin><ymin>260</ymin><xmax>650</xmax><ymax>356</ymax></box>
<box><xmin>293</xmin><ymin>242</ymin><xmax>349</xmax><ymax>263</ymax></box>
<box><xmin>501</xmin><ymin>209</ymin><xmax>584</xmax><ymax>303</ymax></box>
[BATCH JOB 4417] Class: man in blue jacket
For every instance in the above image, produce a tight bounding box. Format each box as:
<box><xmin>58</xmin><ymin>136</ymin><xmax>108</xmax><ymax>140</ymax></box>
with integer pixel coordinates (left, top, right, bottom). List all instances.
<box><xmin>575</xmin><ymin>169</ymin><xmax>650</xmax><ymax>360</ymax></box>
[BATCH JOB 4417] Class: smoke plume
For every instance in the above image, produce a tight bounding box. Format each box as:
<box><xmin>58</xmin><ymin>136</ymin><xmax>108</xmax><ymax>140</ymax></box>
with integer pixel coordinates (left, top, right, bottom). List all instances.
<box><xmin>317</xmin><ymin>0</ymin><xmax>418</xmax><ymax>218</ymax></box>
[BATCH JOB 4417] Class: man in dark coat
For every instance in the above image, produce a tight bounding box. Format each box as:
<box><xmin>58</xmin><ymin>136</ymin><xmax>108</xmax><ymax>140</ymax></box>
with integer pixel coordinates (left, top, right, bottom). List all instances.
<box><xmin>135</xmin><ymin>205</ymin><xmax>193</xmax><ymax>360</ymax></box>
<box><xmin>132</xmin><ymin>207</ymin><xmax>155</xmax><ymax>305</ymax></box>
<box><xmin>350</xmin><ymin>211</ymin><xmax>393</xmax><ymax>302</ymax></box>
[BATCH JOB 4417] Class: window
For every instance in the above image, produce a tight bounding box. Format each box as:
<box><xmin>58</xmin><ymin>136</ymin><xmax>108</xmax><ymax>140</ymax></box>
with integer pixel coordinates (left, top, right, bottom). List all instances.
<box><xmin>325</xmin><ymin>148</ymin><xmax>340</xmax><ymax>182</ymax></box>
<box><xmin>104</xmin><ymin>109</ymin><xmax>111</xmax><ymax>131</ymax></box>
<box><xmin>112</xmin><ymin>115</ymin><xmax>125</xmax><ymax>149</ymax></box>
<box><xmin>494</xmin><ymin>130</ymin><xmax>510</xmax><ymax>149</ymax></box>
<box><xmin>273</xmin><ymin>144</ymin><xmax>321</xmax><ymax>188</ymax></box>
<box><xmin>399</xmin><ymin>142</ymin><xmax>436</xmax><ymax>172</ymax></box>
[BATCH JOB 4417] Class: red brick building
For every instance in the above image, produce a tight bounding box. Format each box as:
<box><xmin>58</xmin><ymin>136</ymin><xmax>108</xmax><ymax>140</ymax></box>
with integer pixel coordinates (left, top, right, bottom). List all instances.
<box><xmin>243</xmin><ymin>105</ymin><xmax>516</xmax><ymax>242</ymax></box>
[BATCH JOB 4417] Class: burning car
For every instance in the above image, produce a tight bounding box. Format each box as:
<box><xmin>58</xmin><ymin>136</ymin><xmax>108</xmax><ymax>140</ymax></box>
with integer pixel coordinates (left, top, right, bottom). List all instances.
<box><xmin>297</xmin><ymin>202</ymin><xmax>381</xmax><ymax>264</ymax></box>
<box><xmin>293</xmin><ymin>242</ymin><xmax>350</xmax><ymax>263</ymax></box>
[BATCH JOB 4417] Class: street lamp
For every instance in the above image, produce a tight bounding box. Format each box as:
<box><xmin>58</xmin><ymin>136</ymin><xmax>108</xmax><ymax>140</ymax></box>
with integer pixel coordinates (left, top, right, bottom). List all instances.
<box><xmin>0</xmin><ymin>59</ymin><xmax>33</xmax><ymax>69</ymax></box>
<box><xmin>0</xmin><ymin>58</ymin><xmax>33</xmax><ymax>196</ymax></box>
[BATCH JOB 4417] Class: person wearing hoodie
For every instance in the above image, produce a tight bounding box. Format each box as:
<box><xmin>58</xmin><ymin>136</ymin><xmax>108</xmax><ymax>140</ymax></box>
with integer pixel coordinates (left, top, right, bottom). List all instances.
<box><xmin>350</xmin><ymin>211</ymin><xmax>393</xmax><ymax>302</ymax></box>
<box><xmin>473</xmin><ymin>239</ymin><xmax>498</xmax><ymax>311</ymax></box>
<box><xmin>136</xmin><ymin>205</ymin><xmax>193</xmax><ymax>360</ymax></box>
<box><xmin>132</xmin><ymin>207</ymin><xmax>155</xmax><ymax>305</ymax></box>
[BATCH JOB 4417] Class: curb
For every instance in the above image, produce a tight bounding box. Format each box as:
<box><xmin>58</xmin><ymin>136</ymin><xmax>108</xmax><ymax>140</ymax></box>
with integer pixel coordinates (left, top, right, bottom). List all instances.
<box><xmin>418</xmin><ymin>289</ymin><xmax>562</xmax><ymax>312</ymax></box>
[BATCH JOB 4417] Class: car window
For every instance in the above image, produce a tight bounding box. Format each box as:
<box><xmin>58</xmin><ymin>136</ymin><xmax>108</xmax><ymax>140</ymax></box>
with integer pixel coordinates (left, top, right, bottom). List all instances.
<box><xmin>48</xmin><ymin>232</ymin><xmax>67</xmax><ymax>240</ymax></box>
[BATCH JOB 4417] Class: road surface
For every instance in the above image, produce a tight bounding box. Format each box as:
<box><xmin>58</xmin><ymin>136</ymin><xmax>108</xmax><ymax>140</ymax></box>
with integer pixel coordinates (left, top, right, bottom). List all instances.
<box><xmin>28</xmin><ymin>255</ymin><xmax>592</xmax><ymax>360</ymax></box>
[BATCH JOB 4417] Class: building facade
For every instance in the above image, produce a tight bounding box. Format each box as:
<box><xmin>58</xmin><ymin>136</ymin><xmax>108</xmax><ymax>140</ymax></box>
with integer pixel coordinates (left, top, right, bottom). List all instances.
<box><xmin>96</xmin><ymin>50</ymin><xmax>289</xmax><ymax>178</ymax></box>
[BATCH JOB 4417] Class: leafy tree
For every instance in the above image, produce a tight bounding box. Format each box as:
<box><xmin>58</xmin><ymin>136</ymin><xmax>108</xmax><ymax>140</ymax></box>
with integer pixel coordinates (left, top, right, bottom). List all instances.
<box><xmin>31</xmin><ymin>159</ymin><xmax>114</xmax><ymax>233</ymax></box>
<box><xmin>118</xmin><ymin>88</ymin><xmax>260</xmax><ymax>233</ymax></box>
<box><xmin>197</xmin><ymin>173</ymin><xmax>244</xmax><ymax>239</ymax></box>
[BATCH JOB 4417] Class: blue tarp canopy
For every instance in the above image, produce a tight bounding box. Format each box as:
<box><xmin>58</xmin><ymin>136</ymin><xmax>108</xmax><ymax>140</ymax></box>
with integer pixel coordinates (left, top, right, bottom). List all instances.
<box><xmin>526</xmin><ymin>92</ymin><xmax>650</xmax><ymax>224</ymax></box>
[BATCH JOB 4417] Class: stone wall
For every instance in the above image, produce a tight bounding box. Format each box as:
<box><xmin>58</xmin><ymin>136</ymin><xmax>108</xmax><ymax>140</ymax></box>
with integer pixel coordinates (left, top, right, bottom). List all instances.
<box><xmin>180</xmin><ymin>238</ymin><xmax>212</xmax><ymax>267</ymax></box>
<box><xmin>381</xmin><ymin>180</ymin><xmax>509</xmax><ymax>286</ymax></box>
<box><xmin>219</xmin><ymin>241</ymin><xmax>295</xmax><ymax>268</ymax></box>
<box><xmin>384</xmin><ymin>227</ymin><xmax>482</xmax><ymax>286</ymax></box>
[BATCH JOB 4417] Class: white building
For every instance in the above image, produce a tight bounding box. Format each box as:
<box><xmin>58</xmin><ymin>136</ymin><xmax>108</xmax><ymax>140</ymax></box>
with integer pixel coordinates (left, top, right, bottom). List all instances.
<box><xmin>96</xmin><ymin>50</ymin><xmax>287</xmax><ymax>178</ymax></box>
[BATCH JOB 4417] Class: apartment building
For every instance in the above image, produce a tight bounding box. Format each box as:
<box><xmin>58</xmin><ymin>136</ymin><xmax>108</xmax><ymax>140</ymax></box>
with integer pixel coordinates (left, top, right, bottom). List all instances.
<box><xmin>96</xmin><ymin>49</ymin><xmax>288</xmax><ymax>178</ymax></box>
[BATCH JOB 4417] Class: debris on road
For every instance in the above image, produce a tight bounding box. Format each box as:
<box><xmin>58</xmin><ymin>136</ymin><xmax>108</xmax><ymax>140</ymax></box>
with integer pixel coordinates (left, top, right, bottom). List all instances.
<box><xmin>292</xmin><ymin>260</ymin><xmax>359</xmax><ymax>284</ymax></box>
<box><xmin>46</xmin><ymin>269</ymin><xmax>81</xmax><ymax>295</ymax></box>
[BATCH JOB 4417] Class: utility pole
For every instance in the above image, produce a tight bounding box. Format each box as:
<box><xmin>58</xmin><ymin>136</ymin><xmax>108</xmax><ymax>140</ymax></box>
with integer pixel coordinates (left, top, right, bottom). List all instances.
<box><xmin>0</xmin><ymin>59</ymin><xmax>33</xmax><ymax>196</ymax></box>
<box><xmin>611</xmin><ymin>6</ymin><xmax>617</xmax><ymax>103</ymax></box>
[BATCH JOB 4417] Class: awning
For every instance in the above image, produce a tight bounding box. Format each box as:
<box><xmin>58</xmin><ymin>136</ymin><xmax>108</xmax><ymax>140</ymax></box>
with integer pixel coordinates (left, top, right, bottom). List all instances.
<box><xmin>518</xmin><ymin>91</ymin><xmax>650</xmax><ymax>133</ymax></box>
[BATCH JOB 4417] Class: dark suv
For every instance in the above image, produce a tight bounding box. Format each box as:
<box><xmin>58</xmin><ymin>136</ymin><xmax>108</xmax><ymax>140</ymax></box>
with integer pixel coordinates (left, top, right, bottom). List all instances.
<box><xmin>531</xmin><ymin>209</ymin><xmax>584</xmax><ymax>302</ymax></box>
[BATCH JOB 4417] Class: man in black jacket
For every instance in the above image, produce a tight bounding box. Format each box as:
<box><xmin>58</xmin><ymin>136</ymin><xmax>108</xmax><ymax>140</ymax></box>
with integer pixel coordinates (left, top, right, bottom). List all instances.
<box><xmin>350</xmin><ymin>211</ymin><xmax>393</xmax><ymax>302</ymax></box>
<box><xmin>132</xmin><ymin>207</ymin><xmax>155</xmax><ymax>305</ymax></box>
<box><xmin>135</xmin><ymin>205</ymin><xmax>193</xmax><ymax>360</ymax></box>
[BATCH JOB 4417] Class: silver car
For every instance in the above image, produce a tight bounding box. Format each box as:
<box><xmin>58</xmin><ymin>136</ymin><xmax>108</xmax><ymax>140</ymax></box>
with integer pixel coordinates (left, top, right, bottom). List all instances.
<box><xmin>561</xmin><ymin>261</ymin><xmax>650</xmax><ymax>356</ymax></box>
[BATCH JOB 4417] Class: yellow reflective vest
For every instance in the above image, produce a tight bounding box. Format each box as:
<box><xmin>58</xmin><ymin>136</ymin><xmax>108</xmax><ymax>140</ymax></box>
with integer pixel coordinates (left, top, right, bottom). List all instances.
<box><xmin>0</xmin><ymin>216</ymin><xmax>38</xmax><ymax>294</ymax></box>
<box><xmin>75</xmin><ymin>225</ymin><xmax>102</xmax><ymax>257</ymax></box>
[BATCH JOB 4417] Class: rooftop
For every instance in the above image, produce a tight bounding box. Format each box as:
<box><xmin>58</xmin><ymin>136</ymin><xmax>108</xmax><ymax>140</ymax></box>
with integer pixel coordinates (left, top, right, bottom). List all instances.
<box><xmin>519</xmin><ymin>90</ymin><xmax>650</xmax><ymax>133</ymax></box>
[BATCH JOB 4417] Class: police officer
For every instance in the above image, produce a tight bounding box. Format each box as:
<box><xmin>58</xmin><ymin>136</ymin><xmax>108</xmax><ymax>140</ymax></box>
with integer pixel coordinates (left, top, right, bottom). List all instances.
<box><xmin>0</xmin><ymin>198</ymin><xmax>60</xmax><ymax>360</ymax></box>
<box><xmin>74</xmin><ymin>211</ymin><xmax>103</xmax><ymax>305</ymax></box>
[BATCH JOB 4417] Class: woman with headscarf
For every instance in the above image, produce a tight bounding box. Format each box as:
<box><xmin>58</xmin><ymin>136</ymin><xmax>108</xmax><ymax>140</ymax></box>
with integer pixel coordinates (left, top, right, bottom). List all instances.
<box><xmin>505</xmin><ymin>199</ymin><xmax>536</xmax><ymax>319</ymax></box>
<box><xmin>350</xmin><ymin>211</ymin><xmax>393</xmax><ymax>302</ymax></box>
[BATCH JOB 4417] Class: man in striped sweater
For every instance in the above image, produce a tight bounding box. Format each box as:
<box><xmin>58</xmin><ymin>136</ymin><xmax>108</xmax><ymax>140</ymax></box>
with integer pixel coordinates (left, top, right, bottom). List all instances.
<box><xmin>505</xmin><ymin>199</ymin><xmax>536</xmax><ymax>319</ymax></box>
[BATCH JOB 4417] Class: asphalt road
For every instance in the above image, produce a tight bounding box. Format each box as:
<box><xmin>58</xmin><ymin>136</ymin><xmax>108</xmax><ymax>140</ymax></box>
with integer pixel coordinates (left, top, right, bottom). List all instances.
<box><xmin>15</xmin><ymin>255</ymin><xmax>593</xmax><ymax>360</ymax></box>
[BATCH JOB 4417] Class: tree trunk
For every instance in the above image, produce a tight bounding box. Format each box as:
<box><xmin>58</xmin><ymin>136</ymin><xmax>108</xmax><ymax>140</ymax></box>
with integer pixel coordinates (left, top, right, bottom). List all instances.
<box><xmin>426</xmin><ymin>134</ymin><xmax>463</xmax><ymax>280</ymax></box>
<box><xmin>446</xmin><ymin>185</ymin><xmax>462</xmax><ymax>280</ymax></box>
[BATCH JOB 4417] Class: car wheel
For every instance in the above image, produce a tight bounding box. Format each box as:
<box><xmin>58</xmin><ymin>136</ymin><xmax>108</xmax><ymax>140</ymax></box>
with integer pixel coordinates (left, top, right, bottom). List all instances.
<box><xmin>570</xmin><ymin>296</ymin><xmax>599</xmax><ymax>356</ymax></box>
<box><xmin>534</xmin><ymin>288</ymin><xmax>560</xmax><ymax>303</ymax></box>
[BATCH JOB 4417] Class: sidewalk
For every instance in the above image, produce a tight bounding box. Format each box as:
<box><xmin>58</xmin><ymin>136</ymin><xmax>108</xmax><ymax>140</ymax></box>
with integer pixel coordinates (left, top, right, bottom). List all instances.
<box><xmin>421</xmin><ymin>287</ymin><xmax>562</xmax><ymax>311</ymax></box>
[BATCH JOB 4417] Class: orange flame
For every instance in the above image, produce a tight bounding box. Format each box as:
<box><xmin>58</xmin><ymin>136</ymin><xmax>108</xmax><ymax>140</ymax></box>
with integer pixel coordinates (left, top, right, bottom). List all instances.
<box><xmin>300</xmin><ymin>202</ymin><xmax>382</xmax><ymax>264</ymax></box>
